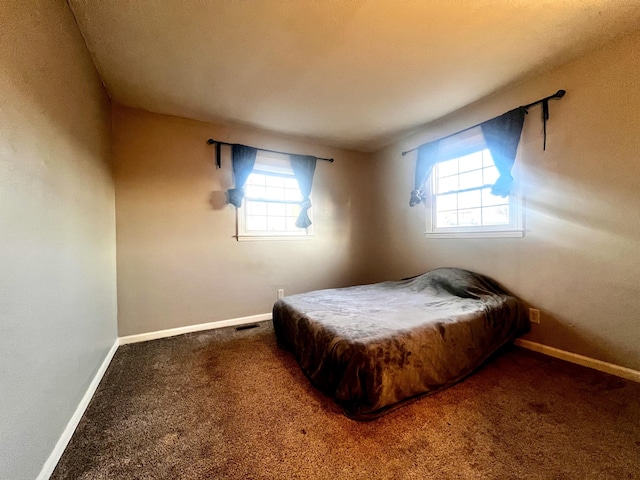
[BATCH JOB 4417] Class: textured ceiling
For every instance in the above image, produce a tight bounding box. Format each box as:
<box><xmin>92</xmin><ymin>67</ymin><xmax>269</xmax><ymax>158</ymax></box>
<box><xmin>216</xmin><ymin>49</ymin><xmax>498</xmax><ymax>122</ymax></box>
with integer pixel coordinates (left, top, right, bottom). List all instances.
<box><xmin>68</xmin><ymin>0</ymin><xmax>640</xmax><ymax>152</ymax></box>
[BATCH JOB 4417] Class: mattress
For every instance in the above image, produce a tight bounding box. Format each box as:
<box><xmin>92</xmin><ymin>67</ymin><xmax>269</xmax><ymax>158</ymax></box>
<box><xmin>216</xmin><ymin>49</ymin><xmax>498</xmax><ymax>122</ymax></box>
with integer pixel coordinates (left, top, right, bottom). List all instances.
<box><xmin>272</xmin><ymin>268</ymin><xmax>529</xmax><ymax>420</ymax></box>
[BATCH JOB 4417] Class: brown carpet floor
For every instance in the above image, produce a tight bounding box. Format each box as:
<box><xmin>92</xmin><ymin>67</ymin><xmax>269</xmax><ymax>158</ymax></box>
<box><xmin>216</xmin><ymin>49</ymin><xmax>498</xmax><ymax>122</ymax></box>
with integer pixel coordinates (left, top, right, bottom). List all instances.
<box><xmin>52</xmin><ymin>322</ymin><xmax>640</xmax><ymax>479</ymax></box>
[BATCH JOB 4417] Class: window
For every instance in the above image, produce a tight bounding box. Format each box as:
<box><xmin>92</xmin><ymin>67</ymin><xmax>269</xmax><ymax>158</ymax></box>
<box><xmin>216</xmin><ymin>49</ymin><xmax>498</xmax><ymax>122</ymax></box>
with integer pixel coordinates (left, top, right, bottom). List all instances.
<box><xmin>237</xmin><ymin>153</ymin><xmax>312</xmax><ymax>239</ymax></box>
<box><xmin>425</xmin><ymin>129</ymin><xmax>523</xmax><ymax>238</ymax></box>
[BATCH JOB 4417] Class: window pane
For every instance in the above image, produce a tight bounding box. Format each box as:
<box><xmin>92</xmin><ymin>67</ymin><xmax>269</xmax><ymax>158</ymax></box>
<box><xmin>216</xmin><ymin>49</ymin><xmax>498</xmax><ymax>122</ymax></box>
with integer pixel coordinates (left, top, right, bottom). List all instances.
<box><xmin>247</xmin><ymin>173</ymin><xmax>266</xmax><ymax>186</ymax></box>
<box><xmin>267</xmin><ymin>202</ymin><xmax>286</xmax><ymax>216</ymax></box>
<box><xmin>458</xmin><ymin>151</ymin><xmax>483</xmax><ymax>173</ymax></box>
<box><xmin>482</xmin><ymin>150</ymin><xmax>495</xmax><ymax>167</ymax></box>
<box><xmin>284</xmin><ymin>188</ymin><xmax>303</xmax><ymax>201</ymax></box>
<box><xmin>437</xmin><ymin>210</ymin><xmax>458</xmax><ymax>227</ymax></box>
<box><xmin>246</xmin><ymin>215</ymin><xmax>267</xmax><ymax>231</ymax></box>
<box><xmin>428</xmin><ymin>147</ymin><xmax>517</xmax><ymax>234</ymax></box>
<box><xmin>268</xmin><ymin>216</ymin><xmax>286</xmax><ymax>231</ymax></box>
<box><xmin>481</xmin><ymin>188</ymin><xmax>506</xmax><ymax>207</ymax></box>
<box><xmin>457</xmin><ymin>189</ymin><xmax>481</xmax><ymax>210</ymax></box>
<box><xmin>265</xmin><ymin>186</ymin><xmax>285</xmax><ymax>201</ymax></box>
<box><xmin>247</xmin><ymin>201</ymin><xmax>267</xmax><ymax>216</ymax></box>
<box><xmin>284</xmin><ymin>177</ymin><xmax>299</xmax><ymax>189</ymax></box>
<box><xmin>458</xmin><ymin>169</ymin><xmax>483</xmax><ymax>190</ymax></box>
<box><xmin>265</xmin><ymin>175</ymin><xmax>285</xmax><ymax>188</ymax></box>
<box><xmin>458</xmin><ymin>208</ymin><xmax>482</xmax><ymax>226</ymax></box>
<box><xmin>286</xmin><ymin>203</ymin><xmax>301</xmax><ymax>216</ymax></box>
<box><xmin>436</xmin><ymin>193</ymin><xmax>457</xmax><ymax>212</ymax></box>
<box><xmin>285</xmin><ymin>217</ymin><xmax>299</xmax><ymax>231</ymax></box>
<box><xmin>245</xmin><ymin>184</ymin><xmax>265</xmax><ymax>199</ymax></box>
<box><xmin>437</xmin><ymin>175</ymin><xmax>458</xmax><ymax>194</ymax></box>
<box><xmin>241</xmin><ymin>170</ymin><xmax>309</xmax><ymax>236</ymax></box>
<box><xmin>482</xmin><ymin>205</ymin><xmax>509</xmax><ymax>225</ymax></box>
<box><xmin>438</xmin><ymin>159</ymin><xmax>458</xmax><ymax>178</ymax></box>
<box><xmin>483</xmin><ymin>166</ymin><xmax>499</xmax><ymax>185</ymax></box>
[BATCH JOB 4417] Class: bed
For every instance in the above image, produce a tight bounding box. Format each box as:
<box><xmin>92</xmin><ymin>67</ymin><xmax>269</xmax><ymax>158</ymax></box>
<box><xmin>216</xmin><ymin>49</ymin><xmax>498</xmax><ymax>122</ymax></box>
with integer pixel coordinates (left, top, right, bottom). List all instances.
<box><xmin>272</xmin><ymin>268</ymin><xmax>529</xmax><ymax>420</ymax></box>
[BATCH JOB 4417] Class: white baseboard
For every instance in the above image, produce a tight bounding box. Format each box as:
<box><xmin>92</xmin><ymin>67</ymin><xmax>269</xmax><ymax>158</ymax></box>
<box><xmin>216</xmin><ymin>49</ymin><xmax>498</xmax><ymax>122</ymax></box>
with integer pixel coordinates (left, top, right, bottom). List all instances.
<box><xmin>37</xmin><ymin>313</ymin><xmax>271</xmax><ymax>478</ymax></box>
<box><xmin>514</xmin><ymin>339</ymin><xmax>640</xmax><ymax>383</ymax></box>
<box><xmin>118</xmin><ymin>313</ymin><xmax>272</xmax><ymax>345</ymax></box>
<box><xmin>32</xmin><ymin>324</ymin><xmax>638</xmax><ymax>480</ymax></box>
<box><xmin>37</xmin><ymin>338</ymin><xmax>119</xmax><ymax>480</ymax></box>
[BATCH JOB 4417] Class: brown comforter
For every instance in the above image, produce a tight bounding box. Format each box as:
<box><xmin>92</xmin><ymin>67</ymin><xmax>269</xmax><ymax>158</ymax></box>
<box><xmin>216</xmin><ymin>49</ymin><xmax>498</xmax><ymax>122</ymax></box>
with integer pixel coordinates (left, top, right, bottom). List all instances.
<box><xmin>272</xmin><ymin>268</ymin><xmax>529</xmax><ymax>420</ymax></box>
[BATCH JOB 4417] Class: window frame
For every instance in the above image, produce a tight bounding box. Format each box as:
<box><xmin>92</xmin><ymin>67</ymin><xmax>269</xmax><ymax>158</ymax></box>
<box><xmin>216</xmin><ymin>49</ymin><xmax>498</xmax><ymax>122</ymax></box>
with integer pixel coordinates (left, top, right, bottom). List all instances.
<box><xmin>423</xmin><ymin>129</ymin><xmax>524</xmax><ymax>239</ymax></box>
<box><xmin>236</xmin><ymin>153</ymin><xmax>313</xmax><ymax>241</ymax></box>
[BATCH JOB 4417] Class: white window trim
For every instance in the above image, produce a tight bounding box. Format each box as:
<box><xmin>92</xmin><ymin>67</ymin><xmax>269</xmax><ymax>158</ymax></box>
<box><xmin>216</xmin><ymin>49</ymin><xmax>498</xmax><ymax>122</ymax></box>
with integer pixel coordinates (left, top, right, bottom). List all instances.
<box><xmin>236</xmin><ymin>233</ymin><xmax>314</xmax><ymax>242</ymax></box>
<box><xmin>237</xmin><ymin>202</ymin><xmax>314</xmax><ymax>240</ymax></box>
<box><xmin>423</xmin><ymin>130</ymin><xmax>524</xmax><ymax>239</ymax></box>
<box><xmin>236</xmin><ymin>152</ymin><xmax>314</xmax><ymax>241</ymax></box>
<box><xmin>425</xmin><ymin>179</ymin><xmax>524</xmax><ymax>239</ymax></box>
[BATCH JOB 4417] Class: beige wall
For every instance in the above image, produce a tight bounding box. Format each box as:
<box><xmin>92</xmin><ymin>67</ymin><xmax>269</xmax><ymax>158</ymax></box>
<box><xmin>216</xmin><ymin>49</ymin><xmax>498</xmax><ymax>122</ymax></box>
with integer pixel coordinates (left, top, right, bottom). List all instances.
<box><xmin>113</xmin><ymin>106</ymin><xmax>371</xmax><ymax>336</ymax></box>
<box><xmin>0</xmin><ymin>1</ymin><xmax>117</xmax><ymax>479</ymax></box>
<box><xmin>1</xmin><ymin>3</ymin><xmax>637</xmax><ymax>477</ymax></box>
<box><xmin>369</xmin><ymin>32</ymin><xmax>640</xmax><ymax>371</ymax></box>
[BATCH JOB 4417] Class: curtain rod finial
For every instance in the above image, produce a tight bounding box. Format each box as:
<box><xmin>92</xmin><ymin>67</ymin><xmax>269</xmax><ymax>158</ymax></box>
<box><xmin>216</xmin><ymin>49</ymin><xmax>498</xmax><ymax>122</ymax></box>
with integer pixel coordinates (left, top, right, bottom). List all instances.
<box><xmin>207</xmin><ymin>138</ymin><xmax>215</xmax><ymax>145</ymax></box>
<box><xmin>555</xmin><ymin>89</ymin><xmax>566</xmax><ymax>98</ymax></box>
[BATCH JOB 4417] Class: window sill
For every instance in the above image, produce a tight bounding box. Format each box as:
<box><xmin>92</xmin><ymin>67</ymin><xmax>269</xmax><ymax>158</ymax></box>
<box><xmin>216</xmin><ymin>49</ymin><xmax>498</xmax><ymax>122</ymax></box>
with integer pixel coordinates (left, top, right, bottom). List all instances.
<box><xmin>236</xmin><ymin>234</ymin><xmax>314</xmax><ymax>242</ymax></box>
<box><xmin>424</xmin><ymin>230</ymin><xmax>524</xmax><ymax>239</ymax></box>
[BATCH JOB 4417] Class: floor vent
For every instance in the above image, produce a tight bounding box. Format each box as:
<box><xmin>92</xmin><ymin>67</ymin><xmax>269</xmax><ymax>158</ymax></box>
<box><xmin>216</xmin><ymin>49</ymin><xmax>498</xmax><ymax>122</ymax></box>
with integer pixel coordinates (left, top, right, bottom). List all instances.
<box><xmin>235</xmin><ymin>324</ymin><xmax>260</xmax><ymax>331</ymax></box>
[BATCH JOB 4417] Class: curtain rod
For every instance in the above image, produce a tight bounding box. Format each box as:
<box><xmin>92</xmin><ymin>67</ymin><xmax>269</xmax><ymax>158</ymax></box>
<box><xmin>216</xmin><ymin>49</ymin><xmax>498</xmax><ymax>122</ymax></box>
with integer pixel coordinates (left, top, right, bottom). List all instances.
<box><xmin>401</xmin><ymin>89</ymin><xmax>566</xmax><ymax>156</ymax></box>
<box><xmin>207</xmin><ymin>139</ymin><xmax>334</xmax><ymax>163</ymax></box>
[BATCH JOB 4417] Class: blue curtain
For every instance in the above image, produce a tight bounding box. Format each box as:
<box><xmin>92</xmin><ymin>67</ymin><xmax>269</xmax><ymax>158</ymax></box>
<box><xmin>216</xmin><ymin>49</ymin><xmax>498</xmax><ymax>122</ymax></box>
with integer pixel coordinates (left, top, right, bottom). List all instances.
<box><xmin>409</xmin><ymin>107</ymin><xmax>525</xmax><ymax>206</ymax></box>
<box><xmin>290</xmin><ymin>154</ymin><xmax>317</xmax><ymax>228</ymax></box>
<box><xmin>227</xmin><ymin>145</ymin><xmax>258</xmax><ymax>207</ymax></box>
<box><xmin>410</xmin><ymin>141</ymin><xmax>439</xmax><ymax>207</ymax></box>
<box><xmin>480</xmin><ymin>107</ymin><xmax>526</xmax><ymax>197</ymax></box>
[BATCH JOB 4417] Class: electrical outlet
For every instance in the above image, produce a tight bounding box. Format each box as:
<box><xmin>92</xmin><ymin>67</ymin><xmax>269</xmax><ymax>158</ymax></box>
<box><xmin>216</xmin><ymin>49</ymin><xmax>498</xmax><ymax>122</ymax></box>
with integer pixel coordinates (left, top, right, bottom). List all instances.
<box><xmin>277</xmin><ymin>288</ymin><xmax>285</xmax><ymax>299</ymax></box>
<box><xmin>529</xmin><ymin>308</ymin><xmax>540</xmax><ymax>325</ymax></box>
